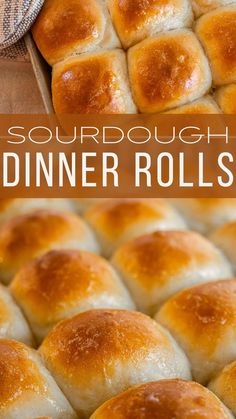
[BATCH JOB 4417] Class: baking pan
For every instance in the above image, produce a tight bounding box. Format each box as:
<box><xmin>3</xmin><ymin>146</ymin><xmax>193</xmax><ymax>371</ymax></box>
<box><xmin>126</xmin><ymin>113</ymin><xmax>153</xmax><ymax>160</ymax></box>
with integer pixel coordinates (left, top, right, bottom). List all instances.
<box><xmin>24</xmin><ymin>33</ymin><xmax>53</xmax><ymax>114</ymax></box>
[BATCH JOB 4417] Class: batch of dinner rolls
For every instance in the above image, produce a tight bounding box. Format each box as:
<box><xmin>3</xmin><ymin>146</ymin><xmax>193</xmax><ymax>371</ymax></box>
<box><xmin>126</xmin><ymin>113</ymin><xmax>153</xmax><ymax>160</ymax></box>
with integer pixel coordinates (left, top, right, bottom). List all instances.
<box><xmin>31</xmin><ymin>0</ymin><xmax>236</xmax><ymax>114</ymax></box>
<box><xmin>2</xmin><ymin>198</ymin><xmax>236</xmax><ymax>418</ymax></box>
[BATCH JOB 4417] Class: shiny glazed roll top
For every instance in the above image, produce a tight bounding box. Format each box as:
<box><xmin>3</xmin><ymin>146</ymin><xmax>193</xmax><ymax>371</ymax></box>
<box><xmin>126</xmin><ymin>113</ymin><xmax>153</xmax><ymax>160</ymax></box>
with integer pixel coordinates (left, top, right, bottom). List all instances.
<box><xmin>52</xmin><ymin>50</ymin><xmax>137</xmax><ymax>114</ymax></box>
<box><xmin>90</xmin><ymin>379</ymin><xmax>233</xmax><ymax>419</ymax></box>
<box><xmin>195</xmin><ymin>6</ymin><xmax>236</xmax><ymax>86</ymax></box>
<box><xmin>107</xmin><ymin>0</ymin><xmax>193</xmax><ymax>49</ymax></box>
<box><xmin>0</xmin><ymin>209</ymin><xmax>99</xmax><ymax>284</ymax></box>
<box><xmin>112</xmin><ymin>230</ymin><xmax>232</xmax><ymax>315</ymax></box>
<box><xmin>128</xmin><ymin>29</ymin><xmax>212</xmax><ymax>113</ymax></box>
<box><xmin>191</xmin><ymin>0</ymin><xmax>236</xmax><ymax>17</ymax></box>
<box><xmin>10</xmin><ymin>249</ymin><xmax>135</xmax><ymax>342</ymax></box>
<box><xmin>32</xmin><ymin>0</ymin><xmax>120</xmax><ymax>65</ymax></box>
<box><xmin>156</xmin><ymin>279</ymin><xmax>236</xmax><ymax>384</ymax></box>
<box><xmin>39</xmin><ymin>309</ymin><xmax>191</xmax><ymax>417</ymax></box>
<box><xmin>85</xmin><ymin>198</ymin><xmax>186</xmax><ymax>257</ymax></box>
<box><xmin>0</xmin><ymin>339</ymin><xmax>77</xmax><ymax>419</ymax></box>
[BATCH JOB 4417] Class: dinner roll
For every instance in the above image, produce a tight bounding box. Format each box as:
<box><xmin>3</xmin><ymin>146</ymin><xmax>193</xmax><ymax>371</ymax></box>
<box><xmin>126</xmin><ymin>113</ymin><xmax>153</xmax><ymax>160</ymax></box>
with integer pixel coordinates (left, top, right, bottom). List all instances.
<box><xmin>156</xmin><ymin>279</ymin><xmax>236</xmax><ymax>384</ymax></box>
<box><xmin>0</xmin><ymin>209</ymin><xmax>99</xmax><ymax>284</ymax></box>
<box><xmin>0</xmin><ymin>198</ymin><xmax>74</xmax><ymax>226</ymax></box>
<box><xmin>128</xmin><ymin>29</ymin><xmax>212</xmax><ymax>113</ymax></box>
<box><xmin>0</xmin><ymin>284</ymin><xmax>33</xmax><ymax>345</ymax></box>
<box><xmin>191</xmin><ymin>0</ymin><xmax>236</xmax><ymax>16</ymax></box>
<box><xmin>85</xmin><ymin>198</ymin><xmax>186</xmax><ymax>257</ymax></box>
<box><xmin>10</xmin><ymin>249</ymin><xmax>134</xmax><ymax>342</ymax></box>
<box><xmin>209</xmin><ymin>360</ymin><xmax>236</xmax><ymax>416</ymax></box>
<box><xmin>107</xmin><ymin>0</ymin><xmax>193</xmax><ymax>49</ymax></box>
<box><xmin>210</xmin><ymin>220</ymin><xmax>236</xmax><ymax>272</ymax></box>
<box><xmin>170</xmin><ymin>198</ymin><xmax>236</xmax><ymax>233</ymax></box>
<box><xmin>32</xmin><ymin>0</ymin><xmax>120</xmax><ymax>66</ymax></box>
<box><xmin>164</xmin><ymin>96</ymin><xmax>221</xmax><ymax>113</ymax></box>
<box><xmin>40</xmin><ymin>309</ymin><xmax>191</xmax><ymax>417</ymax></box>
<box><xmin>215</xmin><ymin>84</ymin><xmax>236</xmax><ymax>114</ymax></box>
<box><xmin>196</xmin><ymin>6</ymin><xmax>236</xmax><ymax>86</ymax></box>
<box><xmin>0</xmin><ymin>339</ymin><xmax>77</xmax><ymax>419</ymax></box>
<box><xmin>112</xmin><ymin>230</ymin><xmax>232</xmax><ymax>315</ymax></box>
<box><xmin>52</xmin><ymin>50</ymin><xmax>137</xmax><ymax>114</ymax></box>
<box><xmin>91</xmin><ymin>379</ymin><xmax>233</xmax><ymax>419</ymax></box>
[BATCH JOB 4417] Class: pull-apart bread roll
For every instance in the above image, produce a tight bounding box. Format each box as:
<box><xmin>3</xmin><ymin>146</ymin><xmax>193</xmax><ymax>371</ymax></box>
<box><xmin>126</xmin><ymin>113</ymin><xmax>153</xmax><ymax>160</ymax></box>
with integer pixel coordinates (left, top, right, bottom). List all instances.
<box><xmin>90</xmin><ymin>379</ymin><xmax>233</xmax><ymax>419</ymax></box>
<box><xmin>196</xmin><ymin>6</ymin><xmax>236</xmax><ymax>86</ymax></box>
<box><xmin>107</xmin><ymin>0</ymin><xmax>193</xmax><ymax>49</ymax></box>
<box><xmin>210</xmin><ymin>220</ymin><xmax>236</xmax><ymax>272</ymax></box>
<box><xmin>112</xmin><ymin>230</ymin><xmax>232</xmax><ymax>315</ymax></box>
<box><xmin>209</xmin><ymin>360</ymin><xmax>236</xmax><ymax>416</ymax></box>
<box><xmin>40</xmin><ymin>309</ymin><xmax>191</xmax><ymax>417</ymax></box>
<box><xmin>164</xmin><ymin>96</ymin><xmax>221</xmax><ymax>113</ymax></box>
<box><xmin>128</xmin><ymin>29</ymin><xmax>212</xmax><ymax>113</ymax></box>
<box><xmin>0</xmin><ymin>209</ymin><xmax>99</xmax><ymax>284</ymax></box>
<box><xmin>191</xmin><ymin>0</ymin><xmax>236</xmax><ymax>17</ymax></box>
<box><xmin>52</xmin><ymin>50</ymin><xmax>136</xmax><ymax>114</ymax></box>
<box><xmin>156</xmin><ymin>279</ymin><xmax>236</xmax><ymax>384</ymax></box>
<box><xmin>10</xmin><ymin>249</ymin><xmax>134</xmax><ymax>343</ymax></box>
<box><xmin>0</xmin><ymin>339</ymin><xmax>77</xmax><ymax>419</ymax></box>
<box><xmin>215</xmin><ymin>84</ymin><xmax>236</xmax><ymax>114</ymax></box>
<box><xmin>32</xmin><ymin>0</ymin><xmax>120</xmax><ymax>66</ymax></box>
<box><xmin>0</xmin><ymin>199</ymin><xmax>74</xmax><ymax>226</ymax></box>
<box><xmin>170</xmin><ymin>198</ymin><xmax>236</xmax><ymax>233</ymax></box>
<box><xmin>85</xmin><ymin>198</ymin><xmax>186</xmax><ymax>257</ymax></box>
<box><xmin>0</xmin><ymin>284</ymin><xmax>33</xmax><ymax>345</ymax></box>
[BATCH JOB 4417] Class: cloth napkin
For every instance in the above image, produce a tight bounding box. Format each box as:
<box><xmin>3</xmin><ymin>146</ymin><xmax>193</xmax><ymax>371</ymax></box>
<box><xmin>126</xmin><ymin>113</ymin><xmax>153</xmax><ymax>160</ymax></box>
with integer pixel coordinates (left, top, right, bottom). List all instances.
<box><xmin>0</xmin><ymin>0</ymin><xmax>43</xmax><ymax>51</ymax></box>
<box><xmin>0</xmin><ymin>0</ymin><xmax>45</xmax><ymax>113</ymax></box>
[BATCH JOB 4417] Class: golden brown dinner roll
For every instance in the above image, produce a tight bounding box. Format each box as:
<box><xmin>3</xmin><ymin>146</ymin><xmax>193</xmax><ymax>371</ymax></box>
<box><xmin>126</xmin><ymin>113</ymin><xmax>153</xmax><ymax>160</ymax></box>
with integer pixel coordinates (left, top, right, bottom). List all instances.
<box><xmin>112</xmin><ymin>230</ymin><xmax>232</xmax><ymax>315</ymax></box>
<box><xmin>85</xmin><ymin>198</ymin><xmax>186</xmax><ymax>257</ymax></box>
<box><xmin>209</xmin><ymin>360</ymin><xmax>236</xmax><ymax>416</ymax></box>
<box><xmin>32</xmin><ymin>0</ymin><xmax>120</xmax><ymax>66</ymax></box>
<box><xmin>0</xmin><ymin>209</ymin><xmax>99</xmax><ymax>284</ymax></box>
<box><xmin>0</xmin><ymin>339</ymin><xmax>77</xmax><ymax>419</ymax></box>
<box><xmin>170</xmin><ymin>198</ymin><xmax>236</xmax><ymax>233</ymax></box>
<box><xmin>52</xmin><ymin>50</ymin><xmax>137</xmax><ymax>114</ymax></box>
<box><xmin>215</xmin><ymin>84</ymin><xmax>236</xmax><ymax>114</ymax></box>
<box><xmin>0</xmin><ymin>284</ymin><xmax>33</xmax><ymax>345</ymax></box>
<box><xmin>11</xmin><ymin>249</ymin><xmax>135</xmax><ymax>342</ymax></box>
<box><xmin>210</xmin><ymin>220</ymin><xmax>236</xmax><ymax>272</ymax></box>
<box><xmin>191</xmin><ymin>0</ymin><xmax>236</xmax><ymax>16</ymax></box>
<box><xmin>196</xmin><ymin>6</ymin><xmax>236</xmax><ymax>86</ymax></box>
<box><xmin>128</xmin><ymin>29</ymin><xmax>212</xmax><ymax>113</ymax></box>
<box><xmin>107</xmin><ymin>0</ymin><xmax>193</xmax><ymax>49</ymax></box>
<box><xmin>40</xmin><ymin>309</ymin><xmax>191</xmax><ymax>417</ymax></box>
<box><xmin>0</xmin><ymin>198</ymin><xmax>74</xmax><ymax>226</ymax></box>
<box><xmin>156</xmin><ymin>279</ymin><xmax>236</xmax><ymax>384</ymax></box>
<box><xmin>164</xmin><ymin>96</ymin><xmax>221</xmax><ymax>113</ymax></box>
<box><xmin>90</xmin><ymin>379</ymin><xmax>233</xmax><ymax>419</ymax></box>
